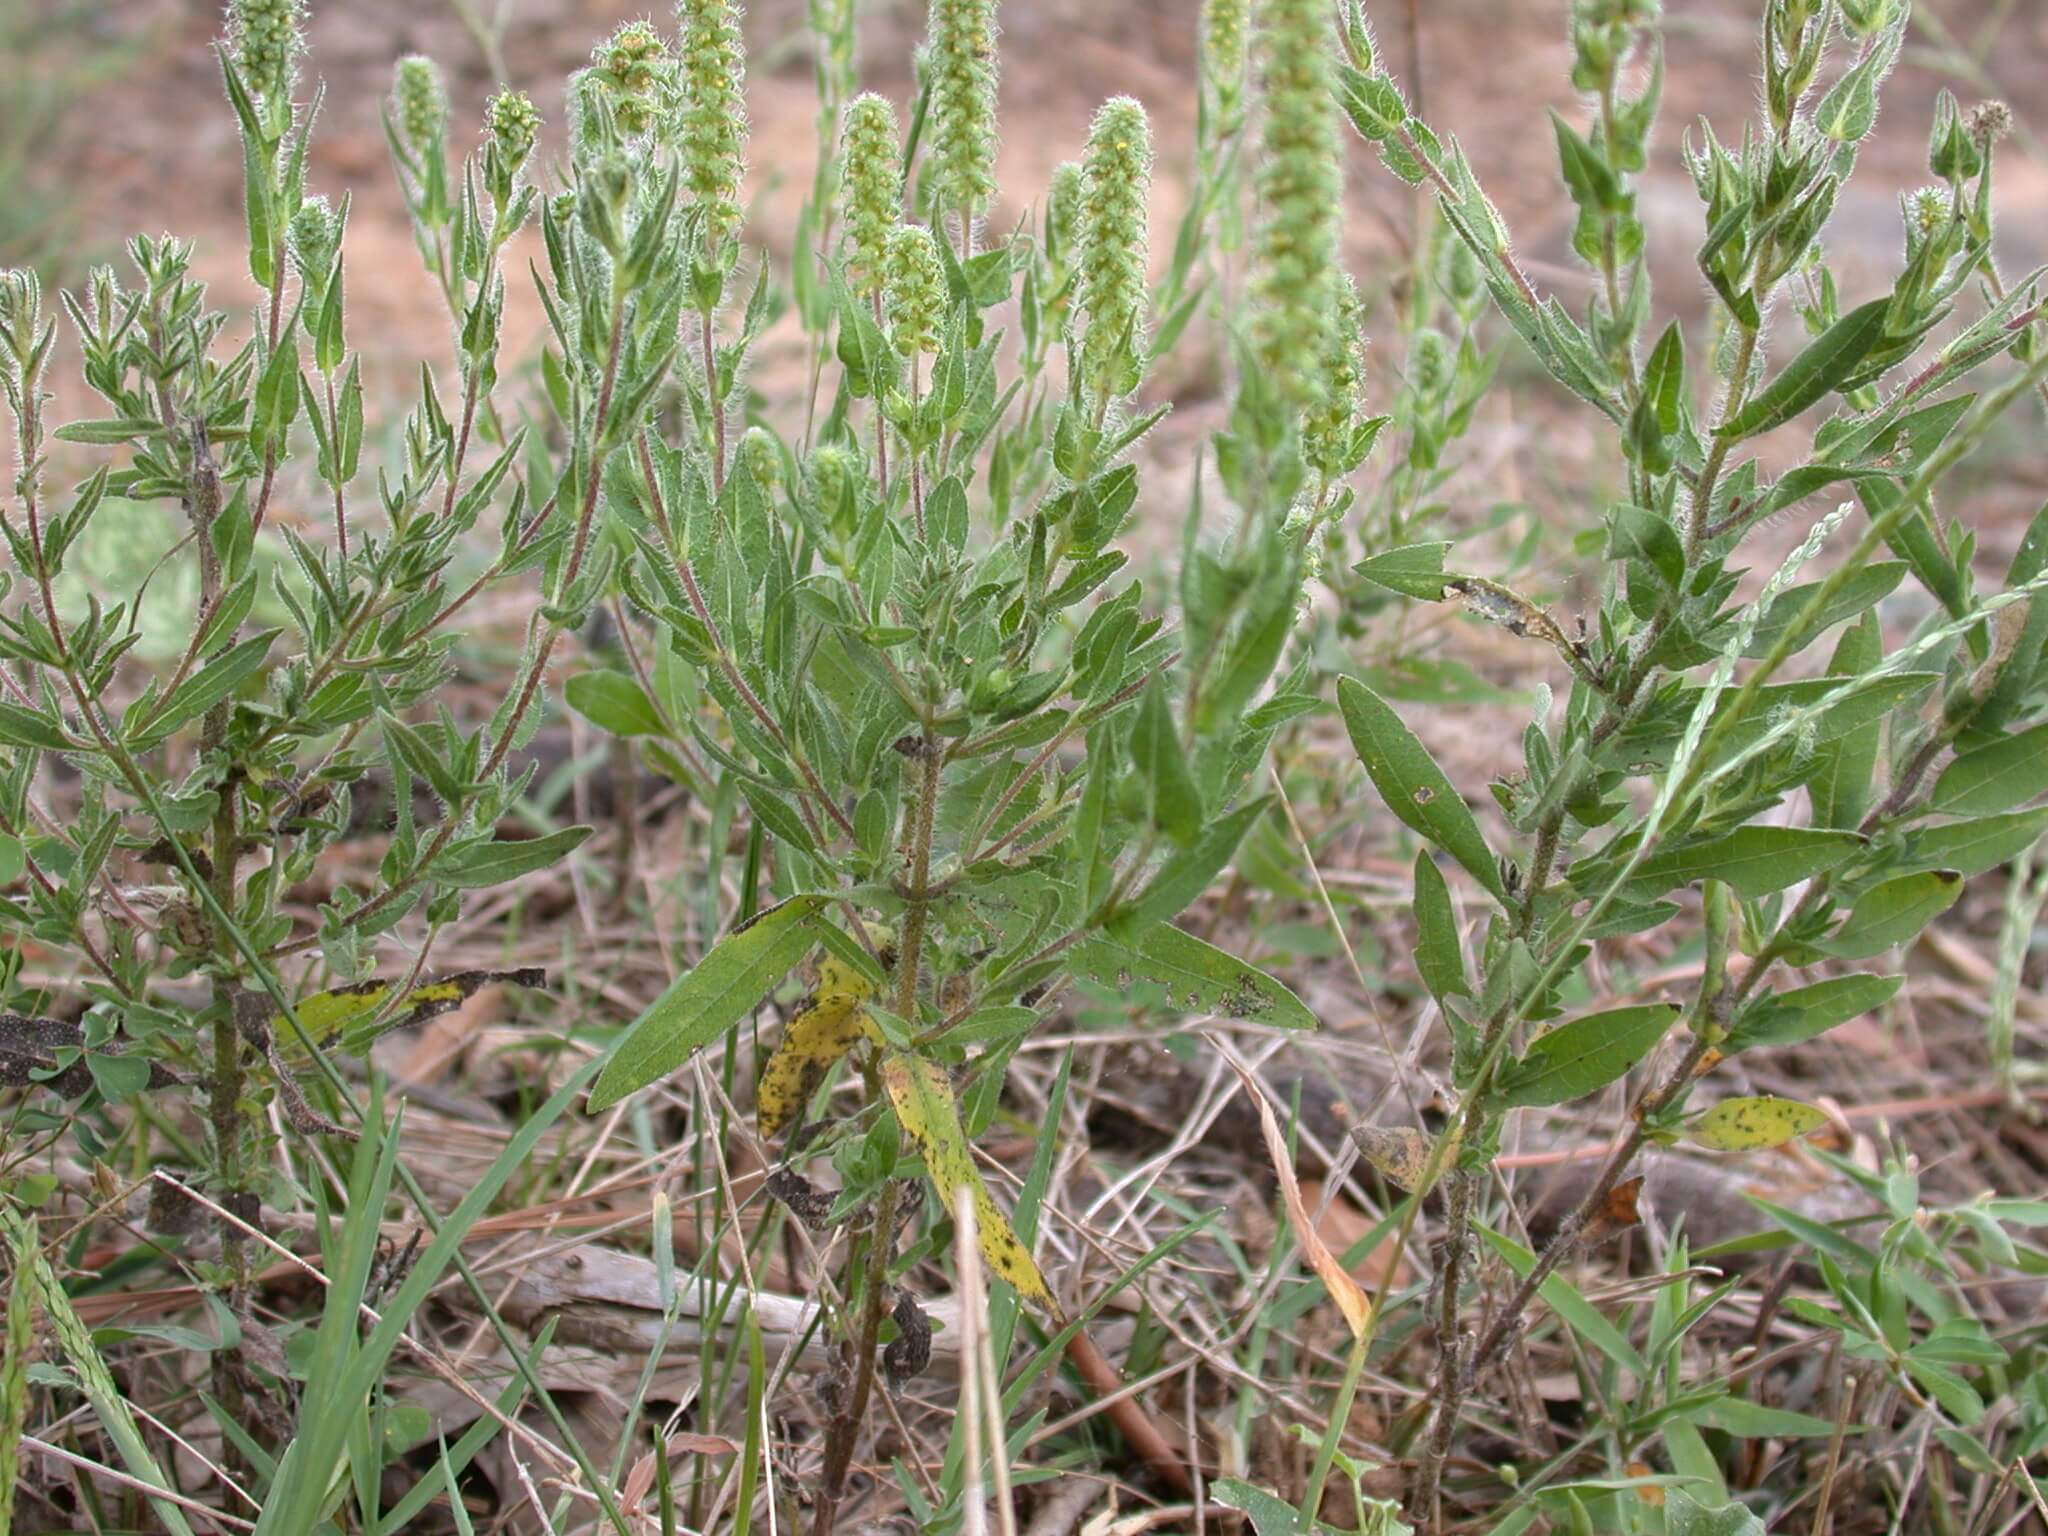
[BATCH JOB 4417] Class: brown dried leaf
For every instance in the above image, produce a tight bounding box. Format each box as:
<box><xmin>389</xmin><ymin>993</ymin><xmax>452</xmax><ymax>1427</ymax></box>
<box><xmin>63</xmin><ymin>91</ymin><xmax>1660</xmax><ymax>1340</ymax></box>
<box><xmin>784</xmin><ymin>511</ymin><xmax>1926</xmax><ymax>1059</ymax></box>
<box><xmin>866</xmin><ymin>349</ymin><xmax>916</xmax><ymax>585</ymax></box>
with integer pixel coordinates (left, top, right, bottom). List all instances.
<box><xmin>1224</xmin><ymin>1053</ymin><xmax>1372</xmax><ymax>1340</ymax></box>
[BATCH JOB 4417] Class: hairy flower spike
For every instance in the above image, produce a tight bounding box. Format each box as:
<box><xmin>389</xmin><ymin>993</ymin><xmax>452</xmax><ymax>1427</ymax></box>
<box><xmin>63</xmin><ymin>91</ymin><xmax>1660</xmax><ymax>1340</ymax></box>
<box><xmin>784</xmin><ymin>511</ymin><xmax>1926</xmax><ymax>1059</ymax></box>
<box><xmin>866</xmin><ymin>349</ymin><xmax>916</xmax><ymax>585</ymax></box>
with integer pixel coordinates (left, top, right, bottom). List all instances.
<box><xmin>1077</xmin><ymin>96</ymin><xmax>1152</xmax><ymax>398</ymax></box>
<box><xmin>1303</xmin><ymin>274</ymin><xmax>1367</xmax><ymax>475</ymax></box>
<box><xmin>288</xmin><ymin>196</ymin><xmax>340</xmax><ymax>282</ymax></box>
<box><xmin>1252</xmin><ymin>0</ymin><xmax>1344</xmax><ymax>407</ymax></box>
<box><xmin>923</xmin><ymin>0</ymin><xmax>999</xmax><ymax>230</ymax></box>
<box><xmin>740</xmin><ymin>426</ymin><xmax>782</xmax><ymax>491</ymax></box>
<box><xmin>393</xmin><ymin>56</ymin><xmax>449</xmax><ymax>162</ymax></box>
<box><xmin>839</xmin><ymin>93</ymin><xmax>903</xmax><ymax>297</ymax></box>
<box><xmin>228</xmin><ymin>0</ymin><xmax>305</xmax><ymax>104</ymax></box>
<box><xmin>589</xmin><ymin>21</ymin><xmax>672</xmax><ymax>138</ymax></box>
<box><xmin>1046</xmin><ymin>160</ymin><xmax>1083</xmax><ymax>258</ymax></box>
<box><xmin>884</xmin><ymin>224</ymin><xmax>946</xmax><ymax>356</ymax></box>
<box><xmin>486</xmin><ymin>88</ymin><xmax>541</xmax><ymax>174</ymax></box>
<box><xmin>675</xmin><ymin>0</ymin><xmax>750</xmax><ymax>243</ymax></box>
<box><xmin>1202</xmin><ymin>0</ymin><xmax>1249</xmax><ymax>118</ymax></box>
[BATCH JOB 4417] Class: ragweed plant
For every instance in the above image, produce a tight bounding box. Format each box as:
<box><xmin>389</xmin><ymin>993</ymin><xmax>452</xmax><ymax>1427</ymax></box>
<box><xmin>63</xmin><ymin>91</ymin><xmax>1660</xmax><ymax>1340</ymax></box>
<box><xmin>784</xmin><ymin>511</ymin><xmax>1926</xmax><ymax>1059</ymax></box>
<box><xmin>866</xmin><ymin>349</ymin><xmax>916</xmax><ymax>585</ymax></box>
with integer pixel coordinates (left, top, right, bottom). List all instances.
<box><xmin>0</xmin><ymin>0</ymin><xmax>609</xmax><ymax>1498</ymax></box>
<box><xmin>1332</xmin><ymin>0</ymin><xmax>2048</xmax><ymax>1525</ymax></box>
<box><xmin>2</xmin><ymin>0</ymin><xmax>1390</xmax><ymax>1527</ymax></box>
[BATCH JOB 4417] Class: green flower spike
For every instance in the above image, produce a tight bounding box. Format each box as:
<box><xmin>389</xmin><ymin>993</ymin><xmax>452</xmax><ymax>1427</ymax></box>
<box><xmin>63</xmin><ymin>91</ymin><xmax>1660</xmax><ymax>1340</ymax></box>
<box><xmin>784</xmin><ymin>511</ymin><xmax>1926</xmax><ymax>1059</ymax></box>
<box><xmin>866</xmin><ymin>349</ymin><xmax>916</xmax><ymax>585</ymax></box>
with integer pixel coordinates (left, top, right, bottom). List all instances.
<box><xmin>589</xmin><ymin>20</ymin><xmax>672</xmax><ymax>139</ymax></box>
<box><xmin>393</xmin><ymin>55</ymin><xmax>449</xmax><ymax>164</ymax></box>
<box><xmin>1252</xmin><ymin>0</ymin><xmax>1343</xmax><ymax>407</ymax></box>
<box><xmin>740</xmin><ymin>426</ymin><xmax>782</xmax><ymax>491</ymax></box>
<box><xmin>1303</xmin><ymin>273</ymin><xmax>1368</xmax><ymax>477</ymax></box>
<box><xmin>884</xmin><ymin>224</ymin><xmax>946</xmax><ymax>357</ymax></box>
<box><xmin>839</xmin><ymin>93</ymin><xmax>904</xmax><ymax>297</ymax></box>
<box><xmin>1045</xmin><ymin>160</ymin><xmax>1083</xmax><ymax>261</ymax></box>
<box><xmin>675</xmin><ymin>0</ymin><xmax>750</xmax><ymax>244</ymax></box>
<box><xmin>1202</xmin><ymin>0</ymin><xmax>1249</xmax><ymax>120</ymax></box>
<box><xmin>923</xmin><ymin>0</ymin><xmax>999</xmax><ymax>236</ymax></box>
<box><xmin>228</xmin><ymin>0</ymin><xmax>305</xmax><ymax>105</ymax></box>
<box><xmin>1078</xmin><ymin>96</ymin><xmax>1152</xmax><ymax>400</ymax></box>
<box><xmin>487</xmin><ymin>89</ymin><xmax>541</xmax><ymax>170</ymax></box>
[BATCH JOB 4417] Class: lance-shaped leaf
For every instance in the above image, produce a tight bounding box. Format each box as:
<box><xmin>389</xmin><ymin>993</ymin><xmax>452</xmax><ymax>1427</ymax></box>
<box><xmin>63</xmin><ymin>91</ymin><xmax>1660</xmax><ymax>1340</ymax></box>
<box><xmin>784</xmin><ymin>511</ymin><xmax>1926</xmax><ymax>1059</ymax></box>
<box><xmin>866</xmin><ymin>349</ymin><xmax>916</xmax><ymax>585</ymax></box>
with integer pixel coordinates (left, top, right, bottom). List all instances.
<box><xmin>1814</xmin><ymin>870</ymin><xmax>1961</xmax><ymax>959</ymax></box>
<box><xmin>1627</xmin><ymin>825</ymin><xmax>1864</xmax><ymax>900</ymax></box>
<box><xmin>1931</xmin><ymin>721</ymin><xmax>2048</xmax><ymax>817</ymax></box>
<box><xmin>882</xmin><ymin>1051</ymin><xmax>1053</xmax><ymax>1310</ymax></box>
<box><xmin>589</xmin><ymin>895</ymin><xmax>830</xmax><ymax>1110</ymax></box>
<box><xmin>1108</xmin><ymin>796</ymin><xmax>1271</xmax><ymax>937</ymax></box>
<box><xmin>1717</xmin><ymin>298</ymin><xmax>1888</xmax><ymax>442</ymax></box>
<box><xmin>1495</xmin><ymin>1004</ymin><xmax>1680</xmax><ymax>1108</ymax></box>
<box><xmin>1339</xmin><ymin>677</ymin><xmax>1506</xmax><ymax>903</ymax></box>
<box><xmin>756</xmin><ymin>952</ymin><xmax>881</xmax><ymax>1136</ymax></box>
<box><xmin>433</xmin><ymin>825</ymin><xmax>593</xmax><ymax>888</ymax></box>
<box><xmin>1690</xmin><ymin>1095</ymin><xmax>1829</xmax><ymax>1151</ymax></box>
<box><xmin>1724</xmin><ymin>972</ymin><xmax>1902</xmax><ymax>1052</ymax></box>
<box><xmin>1068</xmin><ymin>922</ymin><xmax>1316</xmax><ymax>1031</ymax></box>
<box><xmin>1226</xmin><ymin>1054</ymin><xmax>1372</xmax><ymax>1341</ymax></box>
<box><xmin>273</xmin><ymin>968</ymin><xmax>547</xmax><ymax>1061</ymax></box>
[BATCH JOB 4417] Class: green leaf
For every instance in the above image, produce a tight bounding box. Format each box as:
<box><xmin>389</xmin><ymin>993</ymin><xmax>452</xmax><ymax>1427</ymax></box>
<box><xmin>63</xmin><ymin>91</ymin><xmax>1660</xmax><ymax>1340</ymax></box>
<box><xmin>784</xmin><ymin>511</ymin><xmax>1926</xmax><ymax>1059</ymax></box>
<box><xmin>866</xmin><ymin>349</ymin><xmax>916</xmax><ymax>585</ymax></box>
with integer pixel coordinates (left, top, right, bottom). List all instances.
<box><xmin>1069</xmin><ymin>922</ymin><xmax>1316</xmax><ymax>1030</ymax></box>
<box><xmin>565</xmin><ymin>669</ymin><xmax>666</xmax><ymax>737</ymax></box>
<box><xmin>1477</xmin><ymin>1226</ymin><xmax>1647</xmax><ymax>1376</ymax></box>
<box><xmin>1743</xmin><ymin>562</ymin><xmax>1906</xmax><ymax>659</ymax></box>
<box><xmin>1725</xmin><ymin>972</ymin><xmax>1902</xmax><ymax>1052</ymax></box>
<box><xmin>1628</xmin><ymin>825</ymin><xmax>1864</xmax><ymax>899</ymax></box>
<box><xmin>138</xmin><ymin>631</ymin><xmax>280</xmax><ymax>739</ymax></box>
<box><xmin>1932</xmin><ymin>720</ymin><xmax>2048</xmax><ymax>816</ymax></box>
<box><xmin>0</xmin><ymin>702</ymin><xmax>71</xmax><ymax>752</ymax></box>
<box><xmin>1338</xmin><ymin>678</ymin><xmax>1505</xmax><ymax>903</ymax></box>
<box><xmin>1694</xmin><ymin>1396</ymin><xmax>1841</xmax><ymax>1439</ymax></box>
<box><xmin>1130</xmin><ymin>678</ymin><xmax>1202</xmax><ymax>844</ymax></box>
<box><xmin>1351</xmin><ymin>541</ymin><xmax>1459</xmax><ymax>601</ymax></box>
<box><xmin>588</xmin><ymin>894</ymin><xmax>830</xmax><ymax>1110</ymax></box>
<box><xmin>1808</xmin><ymin>613</ymin><xmax>1882</xmax><ymax>829</ymax></box>
<box><xmin>1495</xmin><ymin>1004</ymin><xmax>1679</xmax><ymax>1108</ymax></box>
<box><xmin>1718</xmin><ymin>299</ymin><xmax>1889</xmax><ymax>442</ymax></box>
<box><xmin>1690</xmin><ymin>1095</ymin><xmax>1828</xmax><ymax>1151</ymax></box>
<box><xmin>433</xmin><ymin>825</ymin><xmax>593</xmax><ymax>889</ymax></box>
<box><xmin>1412</xmin><ymin>850</ymin><xmax>1468</xmax><ymax>1001</ymax></box>
<box><xmin>1664</xmin><ymin>1488</ymin><xmax>1767</xmax><ymax>1536</ymax></box>
<box><xmin>1109</xmin><ymin>797</ymin><xmax>1272</xmax><ymax>937</ymax></box>
<box><xmin>1898</xmin><ymin>806</ymin><xmax>2048</xmax><ymax>878</ymax></box>
<box><xmin>1814</xmin><ymin>870</ymin><xmax>1962</xmax><ymax>959</ymax></box>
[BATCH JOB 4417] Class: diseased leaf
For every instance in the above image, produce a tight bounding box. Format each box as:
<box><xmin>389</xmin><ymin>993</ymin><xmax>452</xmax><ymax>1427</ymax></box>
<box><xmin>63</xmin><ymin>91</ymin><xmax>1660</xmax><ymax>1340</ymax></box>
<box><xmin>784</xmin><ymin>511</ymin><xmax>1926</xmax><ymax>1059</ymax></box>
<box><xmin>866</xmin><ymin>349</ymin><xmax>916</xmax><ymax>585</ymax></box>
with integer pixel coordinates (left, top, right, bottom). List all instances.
<box><xmin>1339</xmin><ymin>678</ymin><xmax>1505</xmax><ymax>903</ymax></box>
<box><xmin>1495</xmin><ymin>1004</ymin><xmax>1679</xmax><ymax>1108</ymax></box>
<box><xmin>1069</xmin><ymin>922</ymin><xmax>1316</xmax><ymax>1030</ymax></box>
<box><xmin>277</xmin><ymin>968</ymin><xmax>547</xmax><ymax>1060</ymax></box>
<box><xmin>1690</xmin><ymin>1095</ymin><xmax>1829</xmax><ymax>1151</ymax></box>
<box><xmin>882</xmin><ymin>1051</ymin><xmax>1052</xmax><ymax>1309</ymax></box>
<box><xmin>589</xmin><ymin>895</ymin><xmax>830</xmax><ymax>1110</ymax></box>
<box><xmin>755</xmin><ymin>950</ymin><xmax>880</xmax><ymax>1136</ymax></box>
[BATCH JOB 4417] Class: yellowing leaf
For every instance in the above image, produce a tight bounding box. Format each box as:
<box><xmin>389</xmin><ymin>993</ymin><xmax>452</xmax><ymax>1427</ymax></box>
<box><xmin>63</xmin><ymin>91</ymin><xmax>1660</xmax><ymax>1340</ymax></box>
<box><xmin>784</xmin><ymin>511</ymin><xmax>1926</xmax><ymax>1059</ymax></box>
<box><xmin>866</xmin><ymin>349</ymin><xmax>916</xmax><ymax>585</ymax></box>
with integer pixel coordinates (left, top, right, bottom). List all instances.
<box><xmin>278</xmin><ymin>968</ymin><xmax>547</xmax><ymax>1061</ymax></box>
<box><xmin>1690</xmin><ymin>1095</ymin><xmax>1829</xmax><ymax>1151</ymax></box>
<box><xmin>1225</xmin><ymin>1054</ymin><xmax>1372</xmax><ymax>1340</ymax></box>
<box><xmin>1349</xmin><ymin>1124</ymin><xmax>1438</xmax><ymax>1192</ymax></box>
<box><xmin>756</xmin><ymin>954</ymin><xmax>881</xmax><ymax>1137</ymax></box>
<box><xmin>882</xmin><ymin>1051</ymin><xmax>1053</xmax><ymax>1312</ymax></box>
